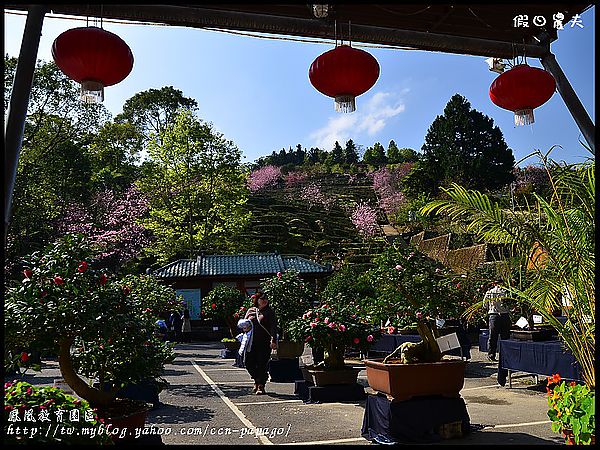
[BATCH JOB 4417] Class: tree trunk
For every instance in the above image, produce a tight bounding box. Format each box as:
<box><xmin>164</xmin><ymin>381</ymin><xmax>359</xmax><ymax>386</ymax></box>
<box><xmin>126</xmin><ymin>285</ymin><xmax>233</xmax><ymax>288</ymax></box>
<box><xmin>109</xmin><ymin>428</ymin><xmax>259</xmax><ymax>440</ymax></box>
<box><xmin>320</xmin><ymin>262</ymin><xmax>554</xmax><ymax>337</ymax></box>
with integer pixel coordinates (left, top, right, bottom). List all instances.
<box><xmin>58</xmin><ymin>337</ymin><xmax>116</xmax><ymax>407</ymax></box>
<box><xmin>324</xmin><ymin>344</ymin><xmax>346</xmax><ymax>370</ymax></box>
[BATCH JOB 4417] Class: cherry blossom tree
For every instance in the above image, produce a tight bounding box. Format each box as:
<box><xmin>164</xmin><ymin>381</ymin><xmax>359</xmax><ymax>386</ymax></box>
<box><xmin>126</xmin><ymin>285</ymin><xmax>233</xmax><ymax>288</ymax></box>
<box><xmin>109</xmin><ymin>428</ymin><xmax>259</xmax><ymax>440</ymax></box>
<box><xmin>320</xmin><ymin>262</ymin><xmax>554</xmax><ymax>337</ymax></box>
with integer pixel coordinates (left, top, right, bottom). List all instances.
<box><xmin>351</xmin><ymin>202</ymin><xmax>380</xmax><ymax>239</ymax></box>
<box><xmin>248</xmin><ymin>165</ymin><xmax>282</xmax><ymax>192</ymax></box>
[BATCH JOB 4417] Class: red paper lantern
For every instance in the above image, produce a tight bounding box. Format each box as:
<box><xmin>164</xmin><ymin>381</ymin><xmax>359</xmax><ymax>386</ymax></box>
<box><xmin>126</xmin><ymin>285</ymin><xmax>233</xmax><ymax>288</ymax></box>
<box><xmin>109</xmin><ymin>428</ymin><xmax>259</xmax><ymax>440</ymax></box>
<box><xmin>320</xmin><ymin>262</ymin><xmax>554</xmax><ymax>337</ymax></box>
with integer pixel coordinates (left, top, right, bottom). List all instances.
<box><xmin>309</xmin><ymin>44</ymin><xmax>380</xmax><ymax>113</ymax></box>
<box><xmin>52</xmin><ymin>26</ymin><xmax>134</xmax><ymax>103</ymax></box>
<box><xmin>489</xmin><ymin>64</ymin><xmax>556</xmax><ymax>126</ymax></box>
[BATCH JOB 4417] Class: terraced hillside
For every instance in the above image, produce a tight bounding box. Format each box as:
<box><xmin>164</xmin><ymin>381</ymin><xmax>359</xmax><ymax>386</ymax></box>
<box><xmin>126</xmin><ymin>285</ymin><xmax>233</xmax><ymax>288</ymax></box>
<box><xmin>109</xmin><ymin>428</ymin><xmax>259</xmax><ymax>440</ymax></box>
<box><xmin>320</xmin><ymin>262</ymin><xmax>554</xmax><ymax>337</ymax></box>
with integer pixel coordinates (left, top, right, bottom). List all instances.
<box><xmin>240</xmin><ymin>173</ymin><xmax>389</xmax><ymax>265</ymax></box>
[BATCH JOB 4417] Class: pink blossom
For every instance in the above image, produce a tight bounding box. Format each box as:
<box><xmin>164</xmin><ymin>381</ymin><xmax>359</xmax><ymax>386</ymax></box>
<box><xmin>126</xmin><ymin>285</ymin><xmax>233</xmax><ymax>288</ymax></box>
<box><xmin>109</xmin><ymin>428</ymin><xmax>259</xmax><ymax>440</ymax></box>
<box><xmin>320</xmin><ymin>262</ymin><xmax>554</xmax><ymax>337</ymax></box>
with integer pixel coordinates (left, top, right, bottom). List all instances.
<box><xmin>353</xmin><ymin>337</ymin><xmax>360</xmax><ymax>344</ymax></box>
<box><xmin>328</xmin><ymin>322</ymin><xmax>336</xmax><ymax>329</ymax></box>
<box><xmin>339</xmin><ymin>324</ymin><xmax>346</xmax><ymax>332</ymax></box>
<box><xmin>351</xmin><ymin>202</ymin><xmax>379</xmax><ymax>239</ymax></box>
<box><xmin>310</xmin><ymin>322</ymin><xmax>317</xmax><ymax>328</ymax></box>
<box><xmin>367</xmin><ymin>335</ymin><xmax>374</xmax><ymax>342</ymax></box>
<box><xmin>387</xmin><ymin>326</ymin><xmax>395</xmax><ymax>334</ymax></box>
<box><xmin>277</xmin><ymin>272</ymin><xmax>282</xmax><ymax>278</ymax></box>
<box><xmin>324</xmin><ymin>317</ymin><xmax>330</xmax><ymax>324</ymax></box>
<box><xmin>416</xmin><ymin>312</ymin><xmax>423</xmax><ymax>319</ymax></box>
<box><xmin>395</xmin><ymin>264</ymin><xmax>403</xmax><ymax>271</ymax></box>
<box><xmin>248</xmin><ymin>165</ymin><xmax>282</xmax><ymax>192</ymax></box>
<box><xmin>53</xmin><ymin>276</ymin><xmax>64</xmax><ymax>286</ymax></box>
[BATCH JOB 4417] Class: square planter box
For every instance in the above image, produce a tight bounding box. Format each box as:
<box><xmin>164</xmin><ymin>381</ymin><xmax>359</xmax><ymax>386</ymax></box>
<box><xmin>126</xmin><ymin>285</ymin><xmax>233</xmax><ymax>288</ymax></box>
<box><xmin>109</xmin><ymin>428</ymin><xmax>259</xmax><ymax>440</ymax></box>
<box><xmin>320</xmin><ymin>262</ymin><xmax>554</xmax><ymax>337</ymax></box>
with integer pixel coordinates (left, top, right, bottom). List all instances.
<box><xmin>364</xmin><ymin>359</ymin><xmax>466</xmax><ymax>402</ymax></box>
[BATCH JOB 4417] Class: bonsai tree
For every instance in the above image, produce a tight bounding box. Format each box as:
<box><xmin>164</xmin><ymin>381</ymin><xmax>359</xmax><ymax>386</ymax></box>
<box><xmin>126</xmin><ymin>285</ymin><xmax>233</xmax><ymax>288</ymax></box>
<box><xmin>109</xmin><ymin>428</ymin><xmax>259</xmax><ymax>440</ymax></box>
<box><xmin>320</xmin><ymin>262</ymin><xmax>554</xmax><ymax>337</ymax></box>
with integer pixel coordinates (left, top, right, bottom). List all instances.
<box><xmin>202</xmin><ymin>284</ymin><xmax>244</xmax><ymax>337</ymax></box>
<box><xmin>4</xmin><ymin>234</ymin><xmax>175</xmax><ymax>408</ymax></box>
<box><xmin>260</xmin><ymin>270</ymin><xmax>313</xmax><ymax>341</ymax></box>
<box><xmin>287</xmin><ymin>303</ymin><xmax>380</xmax><ymax>370</ymax></box>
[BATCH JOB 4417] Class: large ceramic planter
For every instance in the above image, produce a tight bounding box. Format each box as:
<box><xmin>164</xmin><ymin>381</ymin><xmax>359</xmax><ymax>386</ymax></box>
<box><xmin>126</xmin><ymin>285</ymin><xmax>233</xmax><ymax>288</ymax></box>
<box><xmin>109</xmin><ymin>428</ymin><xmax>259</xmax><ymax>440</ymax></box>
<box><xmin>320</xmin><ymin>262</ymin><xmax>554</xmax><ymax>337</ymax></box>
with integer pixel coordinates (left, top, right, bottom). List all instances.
<box><xmin>364</xmin><ymin>359</ymin><xmax>466</xmax><ymax>401</ymax></box>
<box><xmin>96</xmin><ymin>398</ymin><xmax>151</xmax><ymax>441</ymax></box>
<box><xmin>302</xmin><ymin>364</ymin><xmax>361</xmax><ymax>386</ymax></box>
<box><xmin>510</xmin><ymin>329</ymin><xmax>553</xmax><ymax>341</ymax></box>
<box><xmin>276</xmin><ymin>340</ymin><xmax>305</xmax><ymax>359</ymax></box>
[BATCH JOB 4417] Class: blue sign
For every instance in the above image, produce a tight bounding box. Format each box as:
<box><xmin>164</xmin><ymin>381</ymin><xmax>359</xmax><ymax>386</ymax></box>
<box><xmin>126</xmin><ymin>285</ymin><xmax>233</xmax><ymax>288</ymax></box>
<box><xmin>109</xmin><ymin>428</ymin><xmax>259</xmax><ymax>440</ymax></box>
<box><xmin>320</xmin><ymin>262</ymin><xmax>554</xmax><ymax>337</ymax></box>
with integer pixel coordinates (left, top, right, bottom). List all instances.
<box><xmin>176</xmin><ymin>289</ymin><xmax>201</xmax><ymax>320</ymax></box>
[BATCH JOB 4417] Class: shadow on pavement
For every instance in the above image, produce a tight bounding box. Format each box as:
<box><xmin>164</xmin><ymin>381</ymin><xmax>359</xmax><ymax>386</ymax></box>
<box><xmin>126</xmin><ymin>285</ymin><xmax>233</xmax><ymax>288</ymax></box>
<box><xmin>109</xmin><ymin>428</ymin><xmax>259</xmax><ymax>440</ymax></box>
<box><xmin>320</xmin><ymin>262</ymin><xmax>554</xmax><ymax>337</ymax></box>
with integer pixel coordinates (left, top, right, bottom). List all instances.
<box><xmin>464</xmin><ymin>361</ymin><xmax>498</xmax><ymax>378</ymax></box>
<box><xmin>147</xmin><ymin>403</ymin><xmax>215</xmax><ymax>424</ymax></box>
<box><xmin>447</xmin><ymin>429</ymin><xmax>561</xmax><ymax>445</ymax></box>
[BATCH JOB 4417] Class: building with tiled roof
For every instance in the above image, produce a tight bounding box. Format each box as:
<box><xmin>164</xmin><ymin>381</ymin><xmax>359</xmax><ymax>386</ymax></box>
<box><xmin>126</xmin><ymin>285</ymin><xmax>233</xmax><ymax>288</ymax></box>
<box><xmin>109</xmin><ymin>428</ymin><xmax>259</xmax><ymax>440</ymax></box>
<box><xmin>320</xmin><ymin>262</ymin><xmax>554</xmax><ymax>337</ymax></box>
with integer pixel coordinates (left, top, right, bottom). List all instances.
<box><xmin>152</xmin><ymin>253</ymin><xmax>332</xmax><ymax>322</ymax></box>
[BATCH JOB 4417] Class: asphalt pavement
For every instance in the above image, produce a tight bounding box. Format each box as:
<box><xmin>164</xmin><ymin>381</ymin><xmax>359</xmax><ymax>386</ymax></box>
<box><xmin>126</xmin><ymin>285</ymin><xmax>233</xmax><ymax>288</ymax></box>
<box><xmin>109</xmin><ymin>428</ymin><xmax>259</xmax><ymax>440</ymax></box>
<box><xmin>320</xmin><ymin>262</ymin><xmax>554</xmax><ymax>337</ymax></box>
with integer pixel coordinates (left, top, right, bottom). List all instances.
<box><xmin>5</xmin><ymin>341</ymin><xmax>565</xmax><ymax>446</ymax></box>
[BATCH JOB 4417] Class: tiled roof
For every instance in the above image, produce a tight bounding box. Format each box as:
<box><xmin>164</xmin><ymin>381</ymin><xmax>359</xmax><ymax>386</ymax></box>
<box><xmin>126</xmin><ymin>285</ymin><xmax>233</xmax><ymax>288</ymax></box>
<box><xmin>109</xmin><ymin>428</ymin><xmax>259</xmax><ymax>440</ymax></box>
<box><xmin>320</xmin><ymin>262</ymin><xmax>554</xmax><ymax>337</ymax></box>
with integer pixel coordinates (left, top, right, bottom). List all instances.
<box><xmin>153</xmin><ymin>253</ymin><xmax>332</xmax><ymax>279</ymax></box>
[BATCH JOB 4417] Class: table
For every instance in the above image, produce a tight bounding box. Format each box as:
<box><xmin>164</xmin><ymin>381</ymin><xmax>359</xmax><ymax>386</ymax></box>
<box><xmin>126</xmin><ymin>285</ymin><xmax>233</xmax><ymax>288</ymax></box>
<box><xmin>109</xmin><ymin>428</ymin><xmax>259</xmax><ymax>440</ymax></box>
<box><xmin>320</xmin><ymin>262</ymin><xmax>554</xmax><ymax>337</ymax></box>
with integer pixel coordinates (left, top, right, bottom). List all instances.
<box><xmin>497</xmin><ymin>339</ymin><xmax>582</xmax><ymax>387</ymax></box>
<box><xmin>368</xmin><ymin>332</ymin><xmax>471</xmax><ymax>359</ymax></box>
<box><xmin>361</xmin><ymin>393</ymin><xmax>470</xmax><ymax>444</ymax></box>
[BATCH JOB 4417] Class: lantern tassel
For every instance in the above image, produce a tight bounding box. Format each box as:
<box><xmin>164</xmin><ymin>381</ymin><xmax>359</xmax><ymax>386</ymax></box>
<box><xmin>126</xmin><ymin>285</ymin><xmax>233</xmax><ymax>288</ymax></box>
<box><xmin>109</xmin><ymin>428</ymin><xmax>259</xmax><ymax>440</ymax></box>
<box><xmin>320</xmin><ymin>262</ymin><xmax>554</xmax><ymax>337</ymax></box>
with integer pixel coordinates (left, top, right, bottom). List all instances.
<box><xmin>514</xmin><ymin>108</ymin><xmax>534</xmax><ymax>126</ymax></box>
<box><xmin>80</xmin><ymin>80</ymin><xmax>104</xmax><ymax>104</ymax></box>
<box><xmin>334</xmin><ymin>95</ymin><xmax>356</xmax><ymax>113</ymax></box>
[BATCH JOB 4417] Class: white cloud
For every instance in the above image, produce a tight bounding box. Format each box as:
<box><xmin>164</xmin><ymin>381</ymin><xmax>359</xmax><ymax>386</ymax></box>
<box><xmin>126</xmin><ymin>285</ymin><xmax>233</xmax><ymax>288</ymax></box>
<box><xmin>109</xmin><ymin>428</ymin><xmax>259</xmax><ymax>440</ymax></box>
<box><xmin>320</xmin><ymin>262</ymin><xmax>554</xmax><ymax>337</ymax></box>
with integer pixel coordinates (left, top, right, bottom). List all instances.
<box><xmin>309</xmin><ymin>90</ymin><xmax>406</xmax><ymax>149</ymax></box>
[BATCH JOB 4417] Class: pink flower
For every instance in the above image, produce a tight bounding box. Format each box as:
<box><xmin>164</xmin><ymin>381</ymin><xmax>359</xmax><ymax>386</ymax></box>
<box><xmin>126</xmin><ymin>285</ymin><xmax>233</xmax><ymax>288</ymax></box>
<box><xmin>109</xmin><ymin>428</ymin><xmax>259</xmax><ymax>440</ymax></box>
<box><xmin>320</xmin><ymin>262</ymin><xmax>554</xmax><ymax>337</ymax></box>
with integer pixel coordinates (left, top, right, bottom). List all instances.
<box><xmin>26</xmin><ymin>387</ymin><xmax>33</xmax><ymax>395</ymax></box>
<box><xmin>314</xmin><ymin>317</ymin><xmax>319</xmax><ymax>322</ymax></box>
<box><xmin>387</xmin><ymin>326</ymin><xmax>395</xmax><ymax>334</ymax></box>
<box><xmin>4</xmin><ymin>405</ymin><xmax>14</xmax><ymax>412</ymax></box>
<box><xmin>328</xmin><ymin>322</ymin><xmax>336</xmax><ymax>329</ymax></box>
<box><xmin>367</xmin><ymin>335</ymin><xmax>374</xmax><ymax>342</ymax></box>
<box><xmin>456</xmin><ymin>283</ymin><xmax>461</xmax><ymax>289</ymax></box>
<box><xmin>324</xmin><ymin>317</ymin><xmax>330</xmax><ymax>324</ymax></box>
<box><xmin>306</xmin><ymin>311</ymin><xmax>312</xmax><ymax>318</ymax></box>
<box><xmin>353</xmin><ymin>337</ymin><xmax>360</xmax><ymax>344</ymax></box>
<box><xmin>277</xmin><ymin>272</ymin><xmax>282</xmax><ymax>278</ymax></box>
<box><xmin>77</xmin><ymin>261</ymin><xmax>88</xmax><ymax>273</ymax></box>
<box><xmin>310</xmin><ymin>322</ymin><xmax>317</xmax><ymax>328</ymax></box>
<box><xmin>339</xmin><ymin>324</ymin><xmax>346</xmax><ymax>332</ymax></box>
<box><xmin>23</xmin><ymin>269</ymin><xmax>33</xmax><ymax>279</ymax></box>
<box><xmin>53</xmin><ymin>276</ymin><xmax>64</xmax><ymax>286</ymax></box>
<box><xmin>416</xmin><ymin>312</ymin><xmax>423</xmax><ymax>320</ymax></box>
<box><xmin>144</xmin><ymin>308</ymin><xmax>152</xmax><ymax>313</ymax></box>
<box><xmin>395</xmin><ymin>264</ymin><xmax>403</xmax><ymax>271</ymax></box>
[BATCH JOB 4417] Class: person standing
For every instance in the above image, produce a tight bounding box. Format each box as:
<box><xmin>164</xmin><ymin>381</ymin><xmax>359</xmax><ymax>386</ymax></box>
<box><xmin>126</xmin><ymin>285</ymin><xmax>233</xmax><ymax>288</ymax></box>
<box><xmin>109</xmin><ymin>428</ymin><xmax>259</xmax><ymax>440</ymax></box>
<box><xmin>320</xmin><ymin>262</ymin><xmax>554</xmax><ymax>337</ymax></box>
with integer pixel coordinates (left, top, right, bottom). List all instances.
<box><xmin>244</xmin><ymin>291</ymin><xmax>278</xmax><ymax>395</ymax></box>
<box><xmin>181</xmin><ymin>308</ymin><xmax>192</xmax><ymax>343</ymax></box>
<box><xmin>484</xmin><ymin>280</ymin><xmax>511</xmax><ymax>362</ymax></box>
<box><xmin>169</xmin><ymin>310</ymin><xmax>183</xmax><ymax>343</ymax></box>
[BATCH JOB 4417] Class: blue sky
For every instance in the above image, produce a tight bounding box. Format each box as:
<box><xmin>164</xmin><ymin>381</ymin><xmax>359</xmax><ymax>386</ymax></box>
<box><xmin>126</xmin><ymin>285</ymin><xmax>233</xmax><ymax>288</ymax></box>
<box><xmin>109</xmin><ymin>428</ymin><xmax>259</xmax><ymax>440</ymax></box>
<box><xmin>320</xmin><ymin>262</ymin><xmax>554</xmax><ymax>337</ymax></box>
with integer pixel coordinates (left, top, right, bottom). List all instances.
<box><xmin>4</xmin><ymin>7</ymin><xmax>595</xmax><ymax>166</ymax></box>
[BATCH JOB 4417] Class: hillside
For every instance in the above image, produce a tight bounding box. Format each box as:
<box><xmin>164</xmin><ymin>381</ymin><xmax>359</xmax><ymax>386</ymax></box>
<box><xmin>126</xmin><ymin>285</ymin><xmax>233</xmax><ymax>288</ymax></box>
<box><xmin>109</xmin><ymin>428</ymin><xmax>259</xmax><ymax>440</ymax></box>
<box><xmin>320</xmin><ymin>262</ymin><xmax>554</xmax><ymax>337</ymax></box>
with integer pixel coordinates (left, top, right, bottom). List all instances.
<box><xmin>240</xmin><ymin>173</ymin><xmax>390</xmax><ymax>265</ymax></box>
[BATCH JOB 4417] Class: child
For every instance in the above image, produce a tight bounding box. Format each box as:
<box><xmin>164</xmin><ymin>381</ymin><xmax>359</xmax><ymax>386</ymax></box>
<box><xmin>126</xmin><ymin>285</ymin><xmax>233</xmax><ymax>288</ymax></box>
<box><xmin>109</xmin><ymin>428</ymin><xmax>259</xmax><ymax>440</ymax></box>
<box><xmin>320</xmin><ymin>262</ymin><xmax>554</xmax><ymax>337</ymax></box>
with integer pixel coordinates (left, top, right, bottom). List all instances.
<box><xmin>236</xmin><ymin>318</ymin><xmax>254</xmax><ymax>360</ymax></box>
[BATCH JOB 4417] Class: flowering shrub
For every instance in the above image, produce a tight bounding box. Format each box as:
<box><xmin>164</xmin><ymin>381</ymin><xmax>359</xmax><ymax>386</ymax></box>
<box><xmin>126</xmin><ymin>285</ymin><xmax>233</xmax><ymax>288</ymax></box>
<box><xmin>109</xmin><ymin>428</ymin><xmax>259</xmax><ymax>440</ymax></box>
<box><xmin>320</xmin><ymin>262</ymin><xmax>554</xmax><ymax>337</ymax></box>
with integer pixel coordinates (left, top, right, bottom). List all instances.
<box><xmin>546</xmin><ymin>374</ymin><xmax>595</xmax><ymax>445</ymax></box>
<box><xmin>287</xmin><ymin>304</ymin><xmax>381</xmax><ymax>370</ymax></box>
<box><xmin>284</xmin><ymin>171</ymin><xmax>308</xmax><ymax>187</ymax></box>
<box><xmin>363</xmin><ymin>244</ymin><xmax>469</xmax><ymax>329</ymax></box>
<box><xmin>370</xmin><ymin>165</ymin><xmax>410</xmax><ymax>216</ymax></box>
<box><xmin>202</xmin><ymin>285</ymin><xmax>245</xmax><ymax>337</ymax></box>
<box><xmin>4</xmin><ymin>381</ymin><xmax>112</xmax><ymax>444</ymax></box>
<box><xmin>350</xmin><ymin>202</ymin><xmax>380</xmax><ymax>239</ymax></box>
<box><xmin>299</xmin><ymin>183</ymin><xmax>335</xmax><ymax>210</ymax></box>
<box><xmin>4</xmin><ymin>234</ymin><xmax>175</xmax><ymax>407</ymax></box>
<box><xmin>512</xmin><ymin>165</ymin><xmax>551</xmax><ymax>197</ymax></box>
<box><xmin>248</xmin><ymin>165</ymin><xmax>282</xmax><ymax>192</ymax></box>
<box><xmin>259</xmin><ymin>270</ymin><xmax>313</xmax><ymax>340</ymax></box>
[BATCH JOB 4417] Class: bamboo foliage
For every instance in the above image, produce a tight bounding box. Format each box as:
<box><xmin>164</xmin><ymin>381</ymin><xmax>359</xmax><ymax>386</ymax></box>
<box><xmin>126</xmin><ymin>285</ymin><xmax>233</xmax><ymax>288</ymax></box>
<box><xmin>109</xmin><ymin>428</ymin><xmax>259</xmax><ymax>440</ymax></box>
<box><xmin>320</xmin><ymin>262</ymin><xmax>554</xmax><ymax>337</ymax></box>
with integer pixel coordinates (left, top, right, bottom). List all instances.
<box><xmin>420</xmin><ymin>151</ymin><xmax>595</xmax><ymax>388</ymax></box>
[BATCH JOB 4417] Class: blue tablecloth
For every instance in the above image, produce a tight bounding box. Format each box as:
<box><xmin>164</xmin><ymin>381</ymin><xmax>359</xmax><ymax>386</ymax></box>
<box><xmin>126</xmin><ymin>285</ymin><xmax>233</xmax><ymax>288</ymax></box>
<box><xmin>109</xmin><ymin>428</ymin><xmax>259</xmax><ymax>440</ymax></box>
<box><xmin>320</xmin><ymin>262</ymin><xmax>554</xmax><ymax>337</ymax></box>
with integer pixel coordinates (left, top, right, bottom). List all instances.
<box><xmin>369</xmin><ymin>332</ymin><xmax>471</xmax><ymax>359</ymax></box>
<box><xmin>497</xmin><ymin>339</ymin><xmax>582</xmax><ymax>386</ymax></box>
<box><xmin>361</xmin><ymin>393</ymin><xmax>470</xmax><ymax>444</ymax></box>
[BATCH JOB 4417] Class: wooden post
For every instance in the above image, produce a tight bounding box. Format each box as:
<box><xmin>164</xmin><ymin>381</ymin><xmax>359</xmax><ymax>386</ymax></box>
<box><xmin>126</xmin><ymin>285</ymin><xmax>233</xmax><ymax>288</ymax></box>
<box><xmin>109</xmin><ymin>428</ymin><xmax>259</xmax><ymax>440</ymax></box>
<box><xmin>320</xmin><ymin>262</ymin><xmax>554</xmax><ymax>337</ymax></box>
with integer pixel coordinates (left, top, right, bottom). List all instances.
<box><xmin>540</xmin><ymin>52</ymin><xmax>595</xmax><ymax>155</ymax></box>
<box><xmin>4</xmin><ymin>5</ymin><xmax>47</xmax><ymax>245</ymax></box>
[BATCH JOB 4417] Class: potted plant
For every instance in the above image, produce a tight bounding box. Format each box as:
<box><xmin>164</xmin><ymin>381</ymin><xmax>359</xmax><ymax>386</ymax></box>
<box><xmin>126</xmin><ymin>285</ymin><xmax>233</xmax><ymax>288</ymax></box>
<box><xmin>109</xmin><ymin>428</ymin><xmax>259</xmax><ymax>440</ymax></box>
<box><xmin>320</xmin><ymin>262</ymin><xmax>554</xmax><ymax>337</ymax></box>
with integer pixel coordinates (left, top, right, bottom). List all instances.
<box><xmin>260</xmin><ymin>270</ymin><xmax>313</xmax><ymax>358</ymax></box>
<box><xmin>202</xmin><ymin>284</ymin><xmax>245</xmax><ymax>343</ymax></box>
<box><xmin>360</xmin><ymin>245</ymin><xmax>468</xmax><ymax>400</ymax></box>
<box><xmin>4</xmin><ymin>380</ymin><xmax>112</xmax><ymax>444</ymax></box>
<box><xmin>287</xmin><ymin>303</ymin><xmax>380</xmax><ymax>386</ymax></box>
<box><xmin>4</xmin><ymin>234</ymin><xmax>175</xmax><ymax>439</ymax></box>
<box><xmin>546</xmin><ymin>374</ymin><xmax>595</xmax><ymax>445</ymax></box>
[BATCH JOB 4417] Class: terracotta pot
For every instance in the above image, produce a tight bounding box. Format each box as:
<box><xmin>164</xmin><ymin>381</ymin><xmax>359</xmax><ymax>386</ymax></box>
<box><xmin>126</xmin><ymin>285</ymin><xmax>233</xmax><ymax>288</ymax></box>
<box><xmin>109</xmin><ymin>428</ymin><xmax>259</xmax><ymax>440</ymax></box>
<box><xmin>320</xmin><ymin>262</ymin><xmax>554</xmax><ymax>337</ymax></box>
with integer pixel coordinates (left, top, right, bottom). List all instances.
<box><xmin>222</xmin><ymin>340</ymin><xmax>241</xmax><ymax>352</ymax></box>
<box><xmin>97</xmin><ymin>398</ymin><xmax>151</xmax><ymax>441</ymax></box>
<box><xmin>276</xmin><ymin>340</ymin><xmax>305</xmax><ymax>359</ymax></box>
<box><xmin>364</xmin><ymin>358</ymin><xmax>466</xmax><ymax>401</ymax></box>
<box><xmin>302</xmin><ymin>365</ymin><xmax>361</xmax><ymax>386</ymax></box>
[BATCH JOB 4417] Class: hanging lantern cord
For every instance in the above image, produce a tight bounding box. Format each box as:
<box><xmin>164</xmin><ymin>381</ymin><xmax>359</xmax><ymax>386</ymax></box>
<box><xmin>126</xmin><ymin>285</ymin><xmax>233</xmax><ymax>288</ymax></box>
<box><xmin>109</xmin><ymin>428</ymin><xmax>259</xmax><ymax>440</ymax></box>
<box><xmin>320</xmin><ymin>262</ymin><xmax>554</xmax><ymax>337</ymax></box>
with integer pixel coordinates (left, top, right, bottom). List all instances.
<box><xmin>334</xmin><ymin>19</ymin><xmax>337</xmax><ymax>47</ymax></box>
<box><xmin>100</xmin><ymin>4</ymin><xmax>103</xmax><ymax>29</ymax></box>
<box><xmin>349</xmin><ymin>20</ymin><xmax>352</xmax><ymax>47</ymax></box>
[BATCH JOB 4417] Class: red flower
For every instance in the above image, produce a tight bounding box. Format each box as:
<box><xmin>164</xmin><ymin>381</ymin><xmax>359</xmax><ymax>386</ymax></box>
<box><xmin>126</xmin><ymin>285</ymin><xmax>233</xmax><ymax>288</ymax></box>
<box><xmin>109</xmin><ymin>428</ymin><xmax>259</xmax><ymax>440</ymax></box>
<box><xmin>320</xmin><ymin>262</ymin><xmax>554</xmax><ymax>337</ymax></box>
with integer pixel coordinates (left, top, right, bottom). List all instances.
<box><xmin>211</xmin><ymin>303</ymin><xmax>216</xmax><ymax>309</ymax></box>
<box><xmin>77</xmin><ymin>261</ymin><xmax>88</xmax><ymax>273</ymax></box>
<box><xmin>569</xmin><ymin>381</ymin><xmax>577</xmax><ymax>387</ymax></box>
<box><xmin>547</xmin><ymin>373</ymin><xmax>562</xmax><ymax>385</ymax></box>
<box><xmin>353</xmin><ymin>337</ymin><xmax>360</xmax><ymax>344</ymax></box>
<box><xmin>20</xmin><ymin>352</ymin><xmax>29</xmax><ymax>363</ymax></box>
<box><xmin>240</xmin><ymin>307</ymin><xmax>246</xmax><ymax>311</ymax></box>
<box><xmin>456</xmin><ymin>283</ymin><xmax>461</xmax><ymax>289</ymax></box>
<box><xmin>23</xmin><ymin>269</ymin><xmax>33</xmax><ymax>279</ymax></box>
<box><xmin>387</xmin><ymin>326</ymin><xmax>395</xmax><ymax>334</ymax></box>
<box><xmin>367</xmin><ymin>335</ymin><xmax>374</xmax><ymax>342</ymax></box>
<box><xmin>53</xmin><ymin>276</ymin><xmax>64</xmax><ymax>286</ymax></box>
<box><xmin>99</xmin><ymin>274</ymin><xmax>108</xmax><ymax>285</ymax></box>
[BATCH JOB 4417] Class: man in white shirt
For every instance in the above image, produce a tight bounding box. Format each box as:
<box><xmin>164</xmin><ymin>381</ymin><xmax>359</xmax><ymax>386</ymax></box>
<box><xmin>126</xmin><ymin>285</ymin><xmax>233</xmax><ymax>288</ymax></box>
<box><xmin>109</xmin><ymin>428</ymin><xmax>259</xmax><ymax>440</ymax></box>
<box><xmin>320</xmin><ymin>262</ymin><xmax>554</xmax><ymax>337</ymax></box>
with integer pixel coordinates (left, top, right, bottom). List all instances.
<box><xmin>484</xmin><ymin>280</ymin><xmax>511</xmax><ymax>362</ymax></box>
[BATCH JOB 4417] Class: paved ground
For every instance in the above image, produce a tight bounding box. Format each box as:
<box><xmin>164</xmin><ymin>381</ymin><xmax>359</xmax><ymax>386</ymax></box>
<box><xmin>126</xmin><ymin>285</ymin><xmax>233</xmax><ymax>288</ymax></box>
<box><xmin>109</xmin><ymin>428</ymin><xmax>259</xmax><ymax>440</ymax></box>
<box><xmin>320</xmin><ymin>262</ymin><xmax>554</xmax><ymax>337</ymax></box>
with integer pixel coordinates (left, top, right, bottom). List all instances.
<box><xmin>6</xmin><ymin>341</ymin><xmax>565</xmax><ymax>446</ymax></box>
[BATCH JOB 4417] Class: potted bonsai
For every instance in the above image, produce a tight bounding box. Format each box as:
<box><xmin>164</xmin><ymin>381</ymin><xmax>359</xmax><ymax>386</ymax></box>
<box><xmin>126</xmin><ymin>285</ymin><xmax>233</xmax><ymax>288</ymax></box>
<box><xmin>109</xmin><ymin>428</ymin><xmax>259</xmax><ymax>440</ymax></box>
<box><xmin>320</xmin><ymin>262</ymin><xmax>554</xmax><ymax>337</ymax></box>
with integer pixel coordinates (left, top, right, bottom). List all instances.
<box><xmin>260</xmin><ymin>270</ymin><xmax>313</xmax><ymax>359</ymax></box>
<box><xmin>287</xmin><ymin>303</ymin><xmax>380</xmax><ymax>386</ymax></box>
<box><xmin>4</xmin><ymin>234</ymin><xmax>175</xmax><ymax>439</ymax></box>
<box><xmin>202</xmin><ymin>284</ymin><xmax>245</xmax><ymax>351</ymax></box>
<box><xmin>360</xmin><ymin>244</ymin><xmax>469</xmax><ymax>401</ymax></box>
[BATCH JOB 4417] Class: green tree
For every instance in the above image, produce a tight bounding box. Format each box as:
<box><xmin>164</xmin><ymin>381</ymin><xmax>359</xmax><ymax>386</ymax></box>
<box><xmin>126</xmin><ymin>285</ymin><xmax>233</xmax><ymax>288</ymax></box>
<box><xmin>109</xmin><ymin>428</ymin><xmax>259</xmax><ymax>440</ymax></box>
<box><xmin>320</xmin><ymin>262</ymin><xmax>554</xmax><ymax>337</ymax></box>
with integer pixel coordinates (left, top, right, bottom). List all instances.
<box><xmin>115</xmin><ymin>86</ymin><xmax>198</xmax><ymax>143</ymax></box>
<box><xmin>5</xmin><ymin>57</ymin><xmax>109</xmax><ymax>267</ymax></box>
<box><xmin>138</xmin><ymin>109</ymin><xmax>251</xmax><ymax>263</ymax></box>
<box><xmin>413</xmin><ymin>93</ymin><xmax>515</xmax><ymax>195</ymax></box>
<box><xmin>387</xmin><ymin>140</ymin><xmax>402</xmax><ymax>163</ymax></box>
<box><xmin>343</xmin><ymin>139</ymin><xmax>360</xmax><ymax>164</ymax></box>
<box><xmin>328</xmin><ymin>141</ymin><xmax>345</xmax><ymax>165</ymax></box>
<box><xmin>363</xmin><ymin>142</ymin><xmax>387</xmax><ymax>166</ymax></box>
